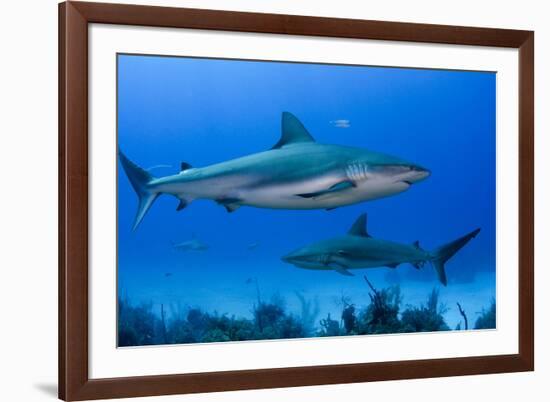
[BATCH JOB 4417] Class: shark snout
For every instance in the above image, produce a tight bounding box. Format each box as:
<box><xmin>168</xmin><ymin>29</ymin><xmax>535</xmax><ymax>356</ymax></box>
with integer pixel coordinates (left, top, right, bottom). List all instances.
<box><xmin>369</xmin><ymin>163</ymin><xmax>430</xmax><ymax>186</ymax></box>
<box><xmin>281</xmin><ymin>247</ymin><xmax>334</xmax><ymax>270</ymax></box>
<box><xmin>281</xmin><ymin>250</ymin><xmax>301</xmax><ymax>264</ymax></box>
<box><xmin>407</xmin><ymin>165</ymin><xmax>430</xmax><ymax>183</ymax></box>
<box><xmin>395</xmin><ymin>165</ymin><xmax>430</xmax><ymax>185</ymax></box>
<box><xmin>281</xmin><ymin>249</ymin><xmax>317</xmax><ymax>266</ymax></box>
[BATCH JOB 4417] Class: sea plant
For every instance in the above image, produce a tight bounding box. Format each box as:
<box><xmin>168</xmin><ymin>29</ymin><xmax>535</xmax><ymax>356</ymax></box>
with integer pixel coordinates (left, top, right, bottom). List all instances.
<box><xmin>474</xmin><ymin>299</ymin><xmax>496</xmax><ymax>329</ymax></box>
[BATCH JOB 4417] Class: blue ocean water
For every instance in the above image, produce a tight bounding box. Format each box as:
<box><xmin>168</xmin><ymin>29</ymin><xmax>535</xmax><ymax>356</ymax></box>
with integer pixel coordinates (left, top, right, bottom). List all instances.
<box><xmin>117</xmin><ymin>54</ymin><xmax>496</xmax><ymax>341</ymax></box>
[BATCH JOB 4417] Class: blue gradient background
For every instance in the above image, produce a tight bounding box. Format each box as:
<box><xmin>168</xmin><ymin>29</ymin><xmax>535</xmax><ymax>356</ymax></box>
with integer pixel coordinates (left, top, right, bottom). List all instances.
<box><xmin>117</xmin><ymin>54</ymin><xmax>496</xmax><ymax>334</ymax></box>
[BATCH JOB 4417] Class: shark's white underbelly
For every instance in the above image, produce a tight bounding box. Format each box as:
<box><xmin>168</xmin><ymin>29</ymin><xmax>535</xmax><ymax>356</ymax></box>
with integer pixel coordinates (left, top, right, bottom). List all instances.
<box><xmin>237</xmin><ymin>177</ymin><xmax>410</xmax><ymax>209</ymax></box>
<box><xmin>297</xmin><ymin>260</ymin><xmax>402</xmax><ymax>271</ymax></box>
<box><xmin>165</xmin><ymin>169</ymin><xmax>410</xmax><ymax>210</ymax></box>
<box><xmin>345</xmin><ymin>259</ymin><xmax>404</xmax><ymax>269</ymax></box>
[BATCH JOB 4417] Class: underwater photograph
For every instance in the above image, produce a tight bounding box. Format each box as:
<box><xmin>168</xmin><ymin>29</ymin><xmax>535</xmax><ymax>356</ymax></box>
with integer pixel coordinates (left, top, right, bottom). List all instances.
<box><xmin>117</xmin><ymin>54</ymin><xmax>496</xmax><ymax>347</ymax></box>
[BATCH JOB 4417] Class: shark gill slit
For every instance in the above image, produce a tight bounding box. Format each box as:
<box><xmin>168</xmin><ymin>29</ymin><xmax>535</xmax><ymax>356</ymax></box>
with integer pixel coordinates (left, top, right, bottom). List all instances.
<box><xmin>346</xmin><ymin>163</ymin><xmax>368</xmax><ymax>181</ymax></box>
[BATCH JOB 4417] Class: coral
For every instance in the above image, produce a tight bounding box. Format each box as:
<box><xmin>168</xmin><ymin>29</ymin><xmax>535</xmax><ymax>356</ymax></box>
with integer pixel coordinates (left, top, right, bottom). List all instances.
<box><xmin>341</xmin><ymin>304</ymin><xmax>357</xmax><ymax>334</ymax></box>
<box><xmin>354</xmin><ymin>276</ymin><xmax>402</xmax><ymax>334</ymax></box>
<box><xmin>400</xmin><ymin>289</ymin><xmax>449</xmax><ymax>332</ymax></box>
<box><xmin>117</xmin><ymin>296</ymin><xmax>160</xmax><ymax>346</ymax></box>
<box><xmin>474</xmin><ymin>299</ymin><xmax>496</xmax><ymax>329</ymax></box>
<box><xmin>456</xmin><ymin>302</ymin><xmax>468</xmax><ymax>330</ymax></box>
<box><xmin>252</xmin><ymin>295</ymin><xmax>305</xmax><ymax>339</ymax></box>
<box><xmin>295</xmin><ymin>291</ymin><xmax>321</xmax><ymax>336</ymax></box>
<box><xmin>117</xmin><ymin>280</ymin><xmax>493</xmax><ymax>346</ymax></box>
<box><xmin>318</xmin><ymin>313</ymin><xmax>342</xmax><ymax>337</ymax></box>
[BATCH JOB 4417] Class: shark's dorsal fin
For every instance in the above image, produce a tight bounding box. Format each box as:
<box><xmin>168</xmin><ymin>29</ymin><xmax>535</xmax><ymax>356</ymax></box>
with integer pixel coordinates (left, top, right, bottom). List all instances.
<box><xmin>271</xmin><ymin>112</ymin><xmax>315</xmax><ymax>149</ymax></box>
<box><xmin>348</xmin><ymin>213</ymin><xmax>370</xmax><ymax>237</ymax></box>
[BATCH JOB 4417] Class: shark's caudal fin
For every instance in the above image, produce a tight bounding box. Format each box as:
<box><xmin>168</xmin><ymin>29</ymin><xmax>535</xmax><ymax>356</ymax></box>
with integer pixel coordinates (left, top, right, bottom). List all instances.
<box><xmin>430</xmin><ymin>228</ymin><xmax>481</xmax><ymax>286</ymax></box>
<box><xmin>118</xmin><ymin>150</ymin><xmax>160</xmax><ymax>231</ymax></box>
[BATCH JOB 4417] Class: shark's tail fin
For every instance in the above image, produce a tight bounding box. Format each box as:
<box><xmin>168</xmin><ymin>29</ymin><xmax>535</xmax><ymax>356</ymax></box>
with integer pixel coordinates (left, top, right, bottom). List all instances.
<box><xmin>430</xmin><ymin>228</ymin><xmax>481</xmax><ymax>286</ymax></box>
<box><xmin>118</xmin><ymin>150</ymin><xmax>160</xmax><ymax>230</ymax></box>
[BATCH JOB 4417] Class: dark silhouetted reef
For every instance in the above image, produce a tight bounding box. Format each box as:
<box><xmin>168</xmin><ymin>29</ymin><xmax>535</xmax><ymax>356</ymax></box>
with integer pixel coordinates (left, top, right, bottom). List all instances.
<box><xmin>474</xmin><ymin>299</ymin><xmax>496</xmax><ymax>329</ymax></box>
<box><xmin>118</xmin><ymin>278</ymin><xmax>495</xmax><ymax>347</ymax></box>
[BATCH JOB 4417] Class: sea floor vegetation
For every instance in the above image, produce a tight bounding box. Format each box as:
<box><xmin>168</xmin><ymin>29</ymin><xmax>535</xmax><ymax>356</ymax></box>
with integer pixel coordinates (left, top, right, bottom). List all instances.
<box><xmin>118</xmin><ymin>276</ymin><xmax>496</xmax><ymax>347</ymax></box>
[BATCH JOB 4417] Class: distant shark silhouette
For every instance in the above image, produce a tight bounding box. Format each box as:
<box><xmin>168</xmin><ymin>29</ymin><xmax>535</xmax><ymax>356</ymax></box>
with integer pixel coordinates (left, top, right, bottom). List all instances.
<box><xmin>171</xmin><ymin>236</ymin><xmax>209</xmax><ymax>252</ymax></box>
<box><xmin>281</xmin><ymin>213</ymin><xmax>480</xmax><ymax>286</ymax></box>
<box><xmin>119</xmin><ymin>112</ymin><xmax>430</xmax><ymax>230</ymax></box>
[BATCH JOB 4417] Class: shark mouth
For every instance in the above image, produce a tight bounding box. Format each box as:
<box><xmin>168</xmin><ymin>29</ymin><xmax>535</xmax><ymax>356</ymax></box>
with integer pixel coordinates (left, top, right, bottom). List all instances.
<box><xmin>287</xmin><ymin>260</ymin><xmax>327</xmax><ymax>270</ymax></box>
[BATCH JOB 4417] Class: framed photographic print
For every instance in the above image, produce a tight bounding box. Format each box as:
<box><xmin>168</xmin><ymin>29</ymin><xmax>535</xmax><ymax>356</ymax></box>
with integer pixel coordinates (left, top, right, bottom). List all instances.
<box><xmin>59</xmin><ymin>1</ymin><xmax>534</xmax><ymax>400</ymax></box>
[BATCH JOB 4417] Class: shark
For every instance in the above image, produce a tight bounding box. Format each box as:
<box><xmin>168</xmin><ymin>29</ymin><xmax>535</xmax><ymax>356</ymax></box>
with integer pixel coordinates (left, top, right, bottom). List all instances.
<box><xmin>247</xmin><ymin>242</ymin><xmax>261</xmax><ymax>251</ymax></box>
<box><xmin>171</xmin><ymin>236</ymin><xmax>209</xmax><ymax>252</ymax></box>
<box><xmin>119</xmin><ymin>112</ymin><xmax>430</xmax><ymax>230</ymax></box>
<box><xmin>281</xmin><ymin>213</ymin><xmax>480</xmax><ymax>286</ymax></box>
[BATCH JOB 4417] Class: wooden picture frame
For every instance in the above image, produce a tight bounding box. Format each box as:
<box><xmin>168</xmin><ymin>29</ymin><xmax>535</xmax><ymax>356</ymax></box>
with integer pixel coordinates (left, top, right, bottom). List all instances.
<box><xmin>59</xmin><ymin>1</ymin><xmax>534</xmax><ymax>400</ymax></box>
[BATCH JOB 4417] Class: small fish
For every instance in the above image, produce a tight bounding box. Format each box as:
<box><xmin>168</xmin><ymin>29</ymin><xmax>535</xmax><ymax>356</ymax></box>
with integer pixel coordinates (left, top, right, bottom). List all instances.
<box><xmin>164</xmin><ymin>272</ymin><xmax>173</xmax><ymax>277</ymax></box>
<box><xmin>146</xmin><ymin>164</ymin><xmax>173</xmax><ymax>172</ymax></box>
<box><xmin>330</xmin><ymin>119</ymin><xmax>351</xmax><ymax>128</ymax></box>
<box><xmin>247</xmin><ymin>242</ymin><xmax>260</xmax><ymax>251</ymax></box>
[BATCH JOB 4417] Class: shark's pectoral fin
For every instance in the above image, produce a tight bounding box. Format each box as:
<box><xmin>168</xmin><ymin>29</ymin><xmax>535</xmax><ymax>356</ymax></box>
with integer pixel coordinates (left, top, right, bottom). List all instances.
<box><xmin>296</xmin><ymin>181</ymin><xmax>355</xmax><ymax>199</ymax></box>
<box><xmin>175</xmin><ymin>195</ymin><xmax>194</xmax><ymax>211</ymax></box>
<box><xmin>333</xmin><ymin>265</ymin><xmax>354</xmax><ymax>276</ymax></box>
<box><xmin>412</xmin><ymin>261</ymin><xmax>424</xmax><ymax>270</ymax></box>
<box><xmin>216</xmin><ymin>198</ymin><xmax>242</xmax><ymax>213</ymax></box>
<box><xmin>224</xmin><ymin>204</ymin><xmax>241</xmax><ymax>213</ymax></box>
<box><xmin>176</xmin><ymin>200</ymin><xmax>187</xmax><ymax>211</ymax></box>
<box><xmin>296</xmin><ymin>193</ymin><xmax>318</xmax><ymax>199</ymax></box>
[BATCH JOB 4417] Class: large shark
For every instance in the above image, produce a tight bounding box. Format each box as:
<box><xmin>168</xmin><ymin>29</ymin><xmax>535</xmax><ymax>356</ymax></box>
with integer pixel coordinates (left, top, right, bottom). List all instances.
<box><xmin>119</xmin><ymin>112</ymin><xmax>430</xmax><ymax>230</ymax></box>
<box><xmin>281</xmin><ymin>214</ymin><xmax>480</xmax><ymax>286</ymax></box>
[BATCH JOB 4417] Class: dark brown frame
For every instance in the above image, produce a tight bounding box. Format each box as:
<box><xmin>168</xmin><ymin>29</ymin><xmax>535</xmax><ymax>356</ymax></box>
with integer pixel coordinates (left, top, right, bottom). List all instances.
<box><xmin>59</xmin><ymin>1</ymin><xmax>534</xmax><ymax>400</ymax></box>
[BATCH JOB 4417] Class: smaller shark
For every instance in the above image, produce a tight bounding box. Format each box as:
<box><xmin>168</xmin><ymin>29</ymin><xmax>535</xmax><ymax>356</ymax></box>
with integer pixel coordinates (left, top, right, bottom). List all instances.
<box><xmin>281</xmin><ymin>213</ymin><xmax>480</xmax><ymax>286</ymax></box>
<box><xmin>171</xmin><ymin>235</ymin><xmax>209</xmax><ymax>252</ymax></box>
